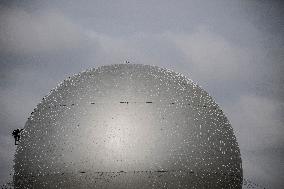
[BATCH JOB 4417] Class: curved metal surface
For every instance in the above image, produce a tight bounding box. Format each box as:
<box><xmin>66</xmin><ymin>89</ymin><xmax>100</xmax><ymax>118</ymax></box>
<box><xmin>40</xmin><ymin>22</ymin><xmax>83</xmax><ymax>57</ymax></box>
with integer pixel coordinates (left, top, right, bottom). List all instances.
<box><xmin>14</xmin><ymin>64</ymin><xmax>242</xmax><ymax>188</ymax></box>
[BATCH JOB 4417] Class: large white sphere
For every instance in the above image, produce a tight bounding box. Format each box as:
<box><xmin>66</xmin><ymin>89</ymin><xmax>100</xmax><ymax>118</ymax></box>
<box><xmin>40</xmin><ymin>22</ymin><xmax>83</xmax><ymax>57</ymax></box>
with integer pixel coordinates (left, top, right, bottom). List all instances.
<box><xmin>14</xmin><ymin>64</ymin><xmax>242</xmax><ymax>188</ymax></box>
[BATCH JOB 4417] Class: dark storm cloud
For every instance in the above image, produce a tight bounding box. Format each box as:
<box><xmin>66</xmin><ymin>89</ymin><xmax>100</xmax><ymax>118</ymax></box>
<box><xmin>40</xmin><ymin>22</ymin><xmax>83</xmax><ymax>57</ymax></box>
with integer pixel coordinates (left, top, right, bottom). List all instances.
<box><xmin>0</xmin><ymin>0</ymin><xmax>283</xmax><ymax>188</ymax></box>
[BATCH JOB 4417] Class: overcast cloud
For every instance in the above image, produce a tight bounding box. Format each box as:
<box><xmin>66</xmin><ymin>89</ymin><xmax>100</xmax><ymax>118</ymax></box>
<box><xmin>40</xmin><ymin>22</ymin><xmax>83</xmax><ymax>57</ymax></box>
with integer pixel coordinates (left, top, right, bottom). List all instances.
<box><xmin>0</xmin><ymin>0</ymin><xmax>283</xmax><ymax>188</ymax></box>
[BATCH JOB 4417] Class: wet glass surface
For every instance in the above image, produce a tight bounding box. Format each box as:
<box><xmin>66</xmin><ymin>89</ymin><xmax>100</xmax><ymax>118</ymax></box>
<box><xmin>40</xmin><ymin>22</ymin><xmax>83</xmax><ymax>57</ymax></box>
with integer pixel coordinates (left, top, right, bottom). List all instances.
<box><xmin>14</xmin><ymin>64</ymin><xmax>242</xmax><ymax>188</ymax></box>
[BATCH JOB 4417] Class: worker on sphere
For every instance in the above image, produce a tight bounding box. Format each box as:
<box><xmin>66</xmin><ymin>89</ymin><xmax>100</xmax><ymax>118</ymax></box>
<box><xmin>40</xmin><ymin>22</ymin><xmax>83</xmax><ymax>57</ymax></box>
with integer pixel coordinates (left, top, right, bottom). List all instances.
<box><xmin>12</xmin><ymin>129</ymin><xmax>23</xmax><ymax>145</ymax></box>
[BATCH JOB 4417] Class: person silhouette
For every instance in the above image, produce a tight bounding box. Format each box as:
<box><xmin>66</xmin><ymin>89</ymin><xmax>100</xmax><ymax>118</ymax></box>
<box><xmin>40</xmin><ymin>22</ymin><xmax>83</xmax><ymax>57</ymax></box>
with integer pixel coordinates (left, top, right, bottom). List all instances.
<box><xmin>12</xmin><ymin>129</ymin><xmax>23</xmax><ymax>145</ymax></box>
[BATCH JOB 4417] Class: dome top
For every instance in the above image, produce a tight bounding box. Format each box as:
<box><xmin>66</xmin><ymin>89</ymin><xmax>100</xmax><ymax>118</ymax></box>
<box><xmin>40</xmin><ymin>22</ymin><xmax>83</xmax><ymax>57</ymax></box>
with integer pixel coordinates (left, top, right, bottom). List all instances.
<box><xmin>14</xmin><ymin>64</ymin><xmax>242</xmax><ymax>188</ymax></box>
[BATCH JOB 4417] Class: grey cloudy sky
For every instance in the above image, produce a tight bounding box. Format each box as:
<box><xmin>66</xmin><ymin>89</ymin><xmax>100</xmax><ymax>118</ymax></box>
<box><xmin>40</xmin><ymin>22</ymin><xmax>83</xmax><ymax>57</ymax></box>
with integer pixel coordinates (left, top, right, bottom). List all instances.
<box><xmin>0</xmin><ymin>0</ymin><xmax>283</xmax><ymax>188</ymax></box>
